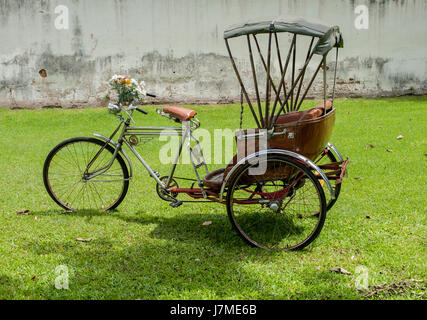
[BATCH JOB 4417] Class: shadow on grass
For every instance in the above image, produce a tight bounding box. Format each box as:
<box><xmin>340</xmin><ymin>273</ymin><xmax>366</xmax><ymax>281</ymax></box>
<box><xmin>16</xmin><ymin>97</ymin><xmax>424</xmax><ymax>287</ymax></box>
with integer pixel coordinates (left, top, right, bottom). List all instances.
<box><xmin>37</xmin><ymin>208</ymin><xmax>246</xmax><ymax>250</ymax></box>
<box><xmin>20</xmin><ymin>208</ymin><xmax>360</xmax><ymax>299</ymax></box>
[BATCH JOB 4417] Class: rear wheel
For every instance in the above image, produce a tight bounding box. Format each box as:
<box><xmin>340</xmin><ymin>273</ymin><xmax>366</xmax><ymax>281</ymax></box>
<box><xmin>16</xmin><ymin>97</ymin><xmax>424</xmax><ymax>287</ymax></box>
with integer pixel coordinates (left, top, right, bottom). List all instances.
<box><xmin>226</xmin><ymin>156</ymin><xmax>326</xmax><ymax>251</ymax></box>
<box><xmin>43</xmin><ymin>137</ymin><xmax>129</xmax><ymax>211</ymax></box>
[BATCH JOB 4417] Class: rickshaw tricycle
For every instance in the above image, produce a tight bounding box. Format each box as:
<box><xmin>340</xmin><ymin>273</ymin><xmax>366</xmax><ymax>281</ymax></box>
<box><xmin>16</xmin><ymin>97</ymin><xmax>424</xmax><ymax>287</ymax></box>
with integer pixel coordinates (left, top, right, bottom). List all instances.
<box><xmin>43</xmin><ymin>16</ymin><xmax>349</xmax><ymax>250</ymax></box>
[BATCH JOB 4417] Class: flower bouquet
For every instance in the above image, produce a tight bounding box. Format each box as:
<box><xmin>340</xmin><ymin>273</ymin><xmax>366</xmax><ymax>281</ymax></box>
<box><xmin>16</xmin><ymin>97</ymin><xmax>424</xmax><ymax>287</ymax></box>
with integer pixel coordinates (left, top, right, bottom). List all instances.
<box><xmin>109</xmin><ymin>75</ymin><xmax>147</xmax><ymax>106</ymax></box>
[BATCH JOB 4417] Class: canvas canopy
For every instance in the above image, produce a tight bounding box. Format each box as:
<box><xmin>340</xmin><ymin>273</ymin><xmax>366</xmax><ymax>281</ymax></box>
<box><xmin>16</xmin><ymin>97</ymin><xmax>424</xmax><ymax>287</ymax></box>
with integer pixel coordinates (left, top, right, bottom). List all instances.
<box><xmin>224</xmin><ymin>16</ymin><xmax>343</xmax><ymax>55</ymax></box>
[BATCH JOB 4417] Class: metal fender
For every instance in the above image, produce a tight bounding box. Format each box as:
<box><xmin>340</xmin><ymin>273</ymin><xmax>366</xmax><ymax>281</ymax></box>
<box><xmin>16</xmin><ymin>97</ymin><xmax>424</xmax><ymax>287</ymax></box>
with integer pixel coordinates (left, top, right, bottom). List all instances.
<box><xmin>219</xmin><ymin>149</ymin><xmax>335</xmax><ymax>202</ymax></box>
<box><xmin>93</xmin><ymin>133</ymin><xmax>133</xmax><ymax>179</ymax></box>
<box><xmin>327</xmin><ymin>142</ymin><xmax>348</xmax><ymax>178</ymax></box>
<box><xmin>327</xmin><ymin>142</ymin><xmax>344</xmax><ymax>161</ymax></box>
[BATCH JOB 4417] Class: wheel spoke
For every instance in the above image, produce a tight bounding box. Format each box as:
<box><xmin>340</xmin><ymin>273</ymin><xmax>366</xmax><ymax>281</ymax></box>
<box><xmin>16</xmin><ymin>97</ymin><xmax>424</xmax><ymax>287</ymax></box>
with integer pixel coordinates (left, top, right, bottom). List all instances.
<box><xmin>45</xmin><ymin>139</ymin><xmax>129</xmax><ymax>211</ymax></box>
<box><xmin>227</xmin><ymin>157</ymin><xmax>326</xmax><ymax>251</ymax></box>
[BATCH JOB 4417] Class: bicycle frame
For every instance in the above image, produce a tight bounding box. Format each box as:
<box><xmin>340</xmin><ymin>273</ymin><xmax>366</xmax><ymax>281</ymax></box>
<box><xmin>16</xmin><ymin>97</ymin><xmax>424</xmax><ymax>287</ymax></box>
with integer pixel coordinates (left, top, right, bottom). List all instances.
<box><xmin>83</xmin><ymin>103</ymin><xmax>346</xmax><ymax>205</ymax></box>
<box><xmin>86</xmin><ymin>106</ymin><xmax>209</xmax><ymax>197</ymax></box>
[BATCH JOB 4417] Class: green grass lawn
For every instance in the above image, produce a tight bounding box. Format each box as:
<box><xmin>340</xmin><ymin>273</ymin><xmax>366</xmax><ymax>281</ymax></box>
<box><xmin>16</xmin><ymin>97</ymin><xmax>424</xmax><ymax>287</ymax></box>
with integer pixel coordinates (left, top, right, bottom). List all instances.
<box><xmin>0</xmin><ymin>97</ymin><xmax>425</xmax><ymax>300</ymax></box>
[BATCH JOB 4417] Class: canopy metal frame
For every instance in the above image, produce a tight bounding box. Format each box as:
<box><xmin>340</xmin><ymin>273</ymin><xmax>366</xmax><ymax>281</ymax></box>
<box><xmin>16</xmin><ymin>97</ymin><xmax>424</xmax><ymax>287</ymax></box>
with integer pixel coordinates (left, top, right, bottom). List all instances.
<box><xmin>224</xmin><ymin>18</ymin><xmax>342</xmax><ymax>130</ymax></box>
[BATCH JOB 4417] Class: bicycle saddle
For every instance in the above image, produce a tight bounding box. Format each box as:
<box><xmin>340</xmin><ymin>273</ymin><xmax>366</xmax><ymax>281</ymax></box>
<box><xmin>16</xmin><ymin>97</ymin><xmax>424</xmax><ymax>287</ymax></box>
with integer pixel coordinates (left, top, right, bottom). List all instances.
<box><xmin>163</xmin><ymin>106</ymin><xmax>197</xmax><ymax>121</ymax></box>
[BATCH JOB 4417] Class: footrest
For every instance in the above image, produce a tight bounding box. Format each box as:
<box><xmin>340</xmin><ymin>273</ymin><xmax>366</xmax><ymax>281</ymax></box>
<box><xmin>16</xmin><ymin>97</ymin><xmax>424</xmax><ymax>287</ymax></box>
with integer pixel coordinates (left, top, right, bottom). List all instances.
<box><xmin>202</xmin><ymin>168</ymin><xmax>226</xmax><ymax>191</ymax></box>
<box><xmin>318</xmin><ymin>158</ymin><xmax>350</xmax><ymax>184</ymax></box>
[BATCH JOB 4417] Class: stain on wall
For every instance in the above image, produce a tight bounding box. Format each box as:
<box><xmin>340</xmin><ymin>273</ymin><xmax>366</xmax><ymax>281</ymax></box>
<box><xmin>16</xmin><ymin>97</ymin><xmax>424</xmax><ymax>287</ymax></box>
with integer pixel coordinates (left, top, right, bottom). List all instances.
<box><xmin>0</xmin><ymin>0</ymin><xmax>426</xmax><ymax>108</ymax></box>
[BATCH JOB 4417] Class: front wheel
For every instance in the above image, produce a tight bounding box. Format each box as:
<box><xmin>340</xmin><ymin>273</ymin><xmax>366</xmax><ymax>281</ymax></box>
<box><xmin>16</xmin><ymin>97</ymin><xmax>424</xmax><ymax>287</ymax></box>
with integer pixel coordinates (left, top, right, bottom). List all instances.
<box><xmin>43</xmin><ymin>137</ymin><xmax>129</xmax><ymax>211</ymax></box>
<box><xmin>226</xmin><ymin>156</ymin><xmax>327</xmax><ymax>251</ymax></box>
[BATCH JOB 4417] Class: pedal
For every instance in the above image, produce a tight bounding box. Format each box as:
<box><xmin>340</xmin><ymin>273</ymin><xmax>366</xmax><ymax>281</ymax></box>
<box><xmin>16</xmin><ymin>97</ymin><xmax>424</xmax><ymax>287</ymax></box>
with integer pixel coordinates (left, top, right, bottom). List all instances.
<box><xmin>169</xmin><ymin>200</ymin><xmax>183</xmax><ymax>208</ymax></box>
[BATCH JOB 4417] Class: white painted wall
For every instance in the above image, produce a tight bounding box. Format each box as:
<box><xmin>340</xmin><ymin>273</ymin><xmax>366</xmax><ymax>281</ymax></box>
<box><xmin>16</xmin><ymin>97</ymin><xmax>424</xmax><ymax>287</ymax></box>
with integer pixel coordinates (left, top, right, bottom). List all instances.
<box><xmin>0</xmin><ymin>0</ymin><xmax>426</xmax><ymax>108</ymax></box>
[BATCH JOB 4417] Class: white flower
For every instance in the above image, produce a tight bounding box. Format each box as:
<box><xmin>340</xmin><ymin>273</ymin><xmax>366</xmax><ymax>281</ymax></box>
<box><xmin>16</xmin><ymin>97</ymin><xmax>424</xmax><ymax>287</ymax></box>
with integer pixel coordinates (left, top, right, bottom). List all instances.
<box><xmin>109</xmin><ymin>75</ymin><xmax>148</xmax><ymax>100</ymax></box>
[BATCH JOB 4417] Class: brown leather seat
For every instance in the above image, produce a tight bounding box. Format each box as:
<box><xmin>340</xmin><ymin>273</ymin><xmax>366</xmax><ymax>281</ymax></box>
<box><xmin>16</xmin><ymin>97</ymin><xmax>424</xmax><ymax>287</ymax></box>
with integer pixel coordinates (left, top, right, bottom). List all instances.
<box><xmin>315</xmin><ymin>100</ymin><xmax>333</xmax><ymax>110</ymax></box>
<box><xmin>274</xmin><ymin>100</ymin><xmax>333</xmax><ymax>125</ymax></box>
<box><xmin>163</xmin><ymin>106</ymin><xmax>197</xmax><ymax>121</ymax></box>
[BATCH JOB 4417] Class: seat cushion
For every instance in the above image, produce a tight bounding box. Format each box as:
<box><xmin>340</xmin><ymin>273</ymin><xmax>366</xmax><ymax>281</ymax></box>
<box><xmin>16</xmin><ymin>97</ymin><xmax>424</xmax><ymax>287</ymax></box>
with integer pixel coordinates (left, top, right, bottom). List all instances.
<box><xmin>203</xmin><ymin>167</ymin><xmax>226</xmax><ymax>191</ymax></box>
<box><xmin>274</xmin><ymin>100</ymin><xmax>333</xmax><ymax>125</ymax></box>
<box><xmin>163</xmin><ymin>106</ymin><xmax>197</xmax><ymax>121</ymax></box>
<box><xmin>314</xmin><ymin>100</ymin><xmax>333</xmax><ymax>111</ymax></box>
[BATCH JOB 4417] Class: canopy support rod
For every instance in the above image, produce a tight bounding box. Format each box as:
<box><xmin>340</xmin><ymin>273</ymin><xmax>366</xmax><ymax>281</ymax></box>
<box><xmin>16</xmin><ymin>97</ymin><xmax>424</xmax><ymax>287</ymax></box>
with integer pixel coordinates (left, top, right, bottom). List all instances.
<box><xmin>273</xmin><ymin>32</ymin><xmax>291</xmax><ymax>114</ymax></box>
<box><xmin>293</xmin><ymin>37</ymin><xmax>315</xmax><ymax>112</ymax></box>
<box><xmin>295</xmin><ymin>60</ymin><xmax>323</xmax><ymax>111</ymax></box>
<box><xmin>290</xmin><ymin>35</ymin><xmax>296</xmax><ymax>111</ymax></box>
<box><xmin>225</xmin><ymin>39</ymin><xmax>261</xmax><ymax>129</ymax></box>
<box><xmin>255</xmin><ymin>34</ymin><xmax>294</xmax><ymax>126</ymax></box>
<box><xmin>247</xmin><ymin>35</ymin><xmax>264</xmax><ymax>128</ymax></box>
<box><xmin>264</xmin><ymin>31</ymin><xmax>273</xmax><ymax>129</ymax></box>
<box><xmin>253</xmin><ymin>35</ymin><xmax>285</xmax><ymax>114</ymax></box>
<box><xmin>271</xmin><ymin>51</ymin><xmax>316</xmax><ymax>125</ymax></box>
<box><xmin>332</xmin><ymin>47</ymin><xmax>339</xmax><ymax>106</ymax></box>
<box><xmin>323</xmin><ymin>56</ymin><xmax>327</xmax><ymax>116</ymax></box>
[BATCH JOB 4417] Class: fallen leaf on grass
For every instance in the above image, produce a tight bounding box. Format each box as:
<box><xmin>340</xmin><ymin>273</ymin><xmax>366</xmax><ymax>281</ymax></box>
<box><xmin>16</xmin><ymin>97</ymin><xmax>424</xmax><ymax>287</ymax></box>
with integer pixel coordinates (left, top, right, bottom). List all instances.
<box><xmin>202</xmin><ymin>221</ymin><xmax>212</xmax><ymax>226</ymax></box>
<box><xmin>31</xmin><ymin>276</ymin><xmax>36</xmax><ymax>281</ymax></box>
<box><xmin>76</xmin><ymin>238</ymin><xmax>93</xmax><ymax>242</ymax></box>
<box><xmin>16</xmin><ymin>210</ymin><xmax>30</xmax><ymax>215</ymax></box>
<box><xmin>361</xmin><ymin>279</ymin><xmax>426</xmax><ymax>298</ymax></box>
<box><xmin>366</xmin><ymin>215</ymin><xmax>371</xmax><ymax>219</ymax></box>
<box><xmin>353</xmin><ymin>177</ymin><xmax>363</xmax><ymax>181</ymax></box>
<box><xmin>365</xmin><ymin>144</ymin><xmax>375</xmax><ymax>149</ymax></box>
<box><xmin>386</xmin><ymin>149</ymin><xmax>393</xmax><ymax>153</ymax></box>
<box><xmin>61</xmin><ymin>210</ymin><xmax>73</xmax><ymax>214</ymax></box>
<box><xmin>329</xmin><ymin>267</ymin><xmax>351</xmax><ymax>275</ymax></box>
<box><xmin>396</xmin><ymin>135</ymin><xmax>404</xmax><ymax>140</ymax></box>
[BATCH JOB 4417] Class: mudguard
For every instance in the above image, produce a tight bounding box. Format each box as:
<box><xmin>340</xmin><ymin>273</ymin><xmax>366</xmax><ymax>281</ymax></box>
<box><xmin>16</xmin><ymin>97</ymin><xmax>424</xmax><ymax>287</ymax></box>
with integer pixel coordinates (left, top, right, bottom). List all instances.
<box><xmin>93</xmin><ymin>133</ymin><xmax>134</xmax><ymax>179</ymax></box>
<box><xmin>219</xmin><ymin>148</ymin><xmax>335</xmax><ymax>202</ymax></box>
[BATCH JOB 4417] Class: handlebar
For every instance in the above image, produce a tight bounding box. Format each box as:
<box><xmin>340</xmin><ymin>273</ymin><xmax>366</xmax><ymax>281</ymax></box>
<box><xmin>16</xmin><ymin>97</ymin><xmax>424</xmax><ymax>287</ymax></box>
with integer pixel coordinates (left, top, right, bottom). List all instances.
<box><xmin>136</xmin><ymin>107</ymin><xmax>148</xmax><ymax>115</ymax></box>
<box><xmin>133</xmin><ymin>93</ymin><xmax>155</xmax><ymax>114</ymax></box>
<box><xmin>108</xmin><ymin>93</ymin><xmax>156</xmax><ymax>117</ymax></box>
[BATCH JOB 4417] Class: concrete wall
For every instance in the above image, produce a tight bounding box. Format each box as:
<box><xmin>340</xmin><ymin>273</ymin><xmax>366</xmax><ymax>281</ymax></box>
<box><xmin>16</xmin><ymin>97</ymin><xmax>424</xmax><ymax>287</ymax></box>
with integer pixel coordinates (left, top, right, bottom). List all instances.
<box><xmin>0</xmin><ymin>0</ymin><xmax>426</xmax><ymax>108</ymax></box>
